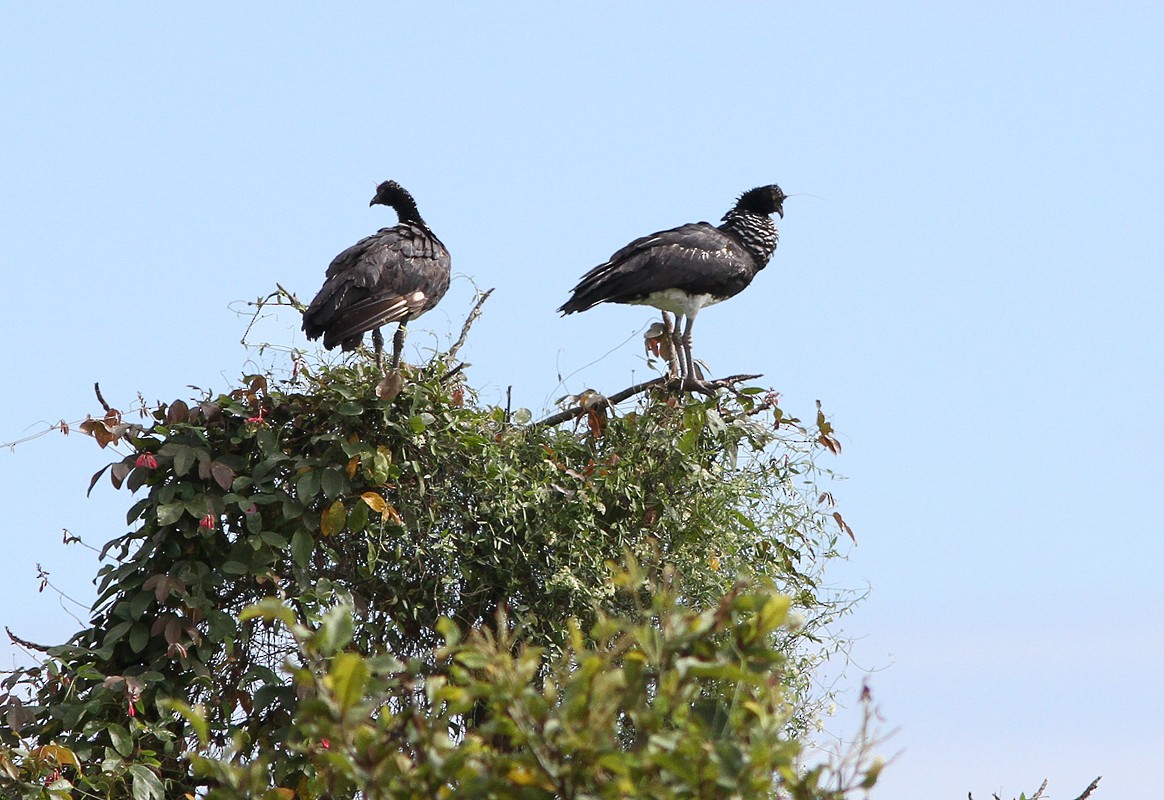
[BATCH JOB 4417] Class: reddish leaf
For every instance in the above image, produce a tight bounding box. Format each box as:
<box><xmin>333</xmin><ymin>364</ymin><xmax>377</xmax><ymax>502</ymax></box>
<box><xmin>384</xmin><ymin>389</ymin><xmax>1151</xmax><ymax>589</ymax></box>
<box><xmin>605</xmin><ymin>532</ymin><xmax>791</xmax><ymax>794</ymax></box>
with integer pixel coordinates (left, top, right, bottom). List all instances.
<box><xmin>111</xmin><ymin>461</ymin><xmax>131</xmax><ymax>490</ymax></box>
<box><xmin>166</xmin><ymin>400</ymin><xmax>190</xmax><ymax>424</ymax></box>
<box><xmin>586</xmin><ymin>407</ymin><xmax>608</xmax><ymax>438</ymax></box>
<box><xmin>87</xmin><ymin>464</ymin><xmax>111</xmax><ymax>497</ymax></box>
<box><xmin>833</xmin><ymin>511</ymin><xmax>856</xmax><ymax>543</ymax></box>
<box><xmin>210</xmin><ymin>461</ymin><xmax>235</xmax><ymax>491</ymax></box>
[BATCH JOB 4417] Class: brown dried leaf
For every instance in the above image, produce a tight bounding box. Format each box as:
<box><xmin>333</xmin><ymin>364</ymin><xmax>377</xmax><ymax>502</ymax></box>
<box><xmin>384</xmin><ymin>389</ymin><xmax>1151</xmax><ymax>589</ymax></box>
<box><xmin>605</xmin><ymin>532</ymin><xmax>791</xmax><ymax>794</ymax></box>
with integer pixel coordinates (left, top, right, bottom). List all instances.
<box><xmin>79</xmin><ymin>418</ymin><xmax>115</xmax><ymax>448</ymax></box>
<box><xmin>383</xmin><ymin>504</ymin><xmax>403</xmax><ymax>525</ymax></box>
<box><xmin>360</xmin><ymin>492</ymin><xmax>388</xmax><ymax>514</ymax></box>
<box><xmin>833</xmin><ymin>511</ymin><xmax>856</xmax><ymax>543</ymax></box>
<box><xmin>321</xmin><ymin>499</ymin><xmax>346</xmax><ymax>537</ymax></box>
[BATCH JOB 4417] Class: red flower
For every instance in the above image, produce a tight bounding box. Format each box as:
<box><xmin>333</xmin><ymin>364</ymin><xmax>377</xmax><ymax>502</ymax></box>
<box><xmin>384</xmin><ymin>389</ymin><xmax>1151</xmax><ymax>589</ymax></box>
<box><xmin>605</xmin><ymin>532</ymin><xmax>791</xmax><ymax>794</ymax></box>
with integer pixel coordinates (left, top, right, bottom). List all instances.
<box><xmin>135</xmin><ymin>453</ymin><xmax>158</xmax><ymax>469</ymax></box>
<box><xmin>199</xmin><ymin>514</ymin><xmax>216</xmax><ymax>530</ymax></box>
<box><xmin>127</xmin><ymin>700</ymin><xmax>136</xmax><ymax>717</ymax></box>
<box><xmin>247</xmin><ymin>407</ymin><xmax>266</xmax><ymax>425</ymax></box>
<box><xmin>320</xmin><ymin>737</ymin><xmax>330</xmax><ymax>750</ymax></box>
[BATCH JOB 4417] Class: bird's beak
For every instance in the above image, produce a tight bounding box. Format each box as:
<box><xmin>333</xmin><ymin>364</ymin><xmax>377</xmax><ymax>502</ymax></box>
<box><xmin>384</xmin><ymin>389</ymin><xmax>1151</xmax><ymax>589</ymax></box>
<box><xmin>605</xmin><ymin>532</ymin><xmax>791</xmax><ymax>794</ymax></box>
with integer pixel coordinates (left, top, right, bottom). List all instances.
<box><xmin>369</xmin><ymin>198</ymin><xmax>377</xmax><ymax>207</ymax></box>
<box><xmin>776</xmin><ymin>206</ymin><xmax>784</xmax><ymax>219</ymax></box>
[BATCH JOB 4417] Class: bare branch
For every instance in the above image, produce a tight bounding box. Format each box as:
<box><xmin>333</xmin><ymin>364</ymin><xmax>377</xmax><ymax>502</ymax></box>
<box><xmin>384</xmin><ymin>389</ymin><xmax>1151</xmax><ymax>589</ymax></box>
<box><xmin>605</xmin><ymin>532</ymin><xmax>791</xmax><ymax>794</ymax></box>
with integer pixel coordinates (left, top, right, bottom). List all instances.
<box><xmin>6</xmin><ymin>626</ymin><xmax>50</xmax><ymax>653</ymax></box>
<box><xmin>1072</xmin><ymin>777</ymin><xmax>1102</xmax><ymax>800</ymax></box>
<box><xmin>533</xmin><ymin>373</ymin><xmax>762</xmax><ymax>428</ymax></box>
<box><xmin>447</xmin><ymin>288</ymin><xmax>494</xmax><ymax>362</ymax></box>
<box><xmin>970</xmin><ymin>777</ymin><xmax>1101</xmax><ymax>800</ymax></box>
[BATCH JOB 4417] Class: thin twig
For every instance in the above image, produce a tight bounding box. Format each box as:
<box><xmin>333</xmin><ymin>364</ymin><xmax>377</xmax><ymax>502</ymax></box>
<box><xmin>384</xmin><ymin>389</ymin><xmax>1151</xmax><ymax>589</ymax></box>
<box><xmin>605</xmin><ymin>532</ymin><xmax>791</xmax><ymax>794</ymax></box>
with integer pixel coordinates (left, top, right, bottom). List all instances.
<box><xmin>533</xmin><ymin>373</ymin><xmax>762</xmax><ymax>428</ymax></box>
<box><xmin>1029</xmin><ymin>779</ymin><xmax>1049</xmax><ymax>800</ymax></box>
<box><xmin>275</xmin><ymin>282</ymin><xmax>306</xmax><ymax>312</ymax></box>
<box><xmin>448</xmin><ymin>288</ymin><xmax>494</xmax><ymax>361</ymax></box>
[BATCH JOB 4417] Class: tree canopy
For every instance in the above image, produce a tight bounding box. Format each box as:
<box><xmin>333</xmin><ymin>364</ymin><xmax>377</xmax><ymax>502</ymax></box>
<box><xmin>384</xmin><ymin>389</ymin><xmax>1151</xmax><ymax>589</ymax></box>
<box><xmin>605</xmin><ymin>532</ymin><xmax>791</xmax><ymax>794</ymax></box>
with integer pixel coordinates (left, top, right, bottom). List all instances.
<box><xmin>0</xmin><ymin>297</ymin><xmax>878</xmax><ymax>799</ymax></box>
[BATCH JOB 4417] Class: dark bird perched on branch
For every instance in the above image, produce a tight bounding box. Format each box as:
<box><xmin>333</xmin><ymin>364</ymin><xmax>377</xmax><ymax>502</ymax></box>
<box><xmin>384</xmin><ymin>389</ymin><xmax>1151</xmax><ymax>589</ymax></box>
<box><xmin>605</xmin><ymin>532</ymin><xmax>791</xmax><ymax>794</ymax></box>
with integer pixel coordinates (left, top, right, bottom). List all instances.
<box><xmin>559</xmin><ymin>185</ymin><xmax>786</xmax><ymax>384</ymax></box>
<box><xmin>302</xmin><ymin>180</ymin><xmax>451</xmax><ymax>370</ymax></box>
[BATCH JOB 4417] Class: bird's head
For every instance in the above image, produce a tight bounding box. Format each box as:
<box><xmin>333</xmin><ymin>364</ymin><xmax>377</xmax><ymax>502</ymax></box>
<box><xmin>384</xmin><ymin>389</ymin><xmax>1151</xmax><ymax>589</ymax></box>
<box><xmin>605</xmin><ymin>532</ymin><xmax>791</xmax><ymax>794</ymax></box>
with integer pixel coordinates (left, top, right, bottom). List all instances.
<box><xmin>370</xmin><ymin>180</ymin><xmax>412</xmax><ymax>208</ymax></box>
<box><xmin>735</xmin><ymin>184</ymin><xmax>786</xmax><ymax>218</ymax></box>
<box><xmin>370</xmin><ymin>180</ymin><xmax>424</xmax><ymax>224</ymax></box>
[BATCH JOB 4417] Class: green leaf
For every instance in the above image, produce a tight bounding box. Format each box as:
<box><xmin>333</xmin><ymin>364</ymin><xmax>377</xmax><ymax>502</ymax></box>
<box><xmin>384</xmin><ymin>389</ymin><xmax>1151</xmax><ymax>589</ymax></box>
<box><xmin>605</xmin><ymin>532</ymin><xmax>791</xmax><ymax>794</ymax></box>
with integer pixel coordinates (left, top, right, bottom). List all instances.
<box><xmin>436</xmin><ymin>617</ymin><xmax>461</xmax><ymax>646</ymax></box>
<box><xmin>129</xmin><ymin>622</ymin><xmax>149</xmax><ymax>653</ymax></box>
<box><xmin>290</xmin><ymin>529</ymin><xmax>312</xmax><ymax>570</ymax></box>
<box><xmin>128</xmin><ymin>590</ymin><xmax>153</xmax><ymax>620</ymax></box>
<box><xmin>454</xmin><ymin>651</ymin><xmax>488</xmax><ymax>669</ymax></box>
<box><xmin>320</xmin><ymin>468</ymin><xmax>348</xmax><ymax>499</ymax></box>
<box><xmin>317</xmin><ymin>605</ymin><xmax>355</xmax><ymax>655</ymax></box>
<box><xmin>295</xmin><ymin>469</ymin><xmax>321</xmax><ymax>502</ymax></box>
<box><xmin>328</xmin><ymin>652</ymin><xmax>369</xmax><ymax>714</ymax></box>
<box><xmin>240</xmin><ymin>598</ymin><xmax>296</xmax><ymax>628</ymax></box>
<box><xmin>156</xmin><ymin>502</ymin><xmax>185</xmax><ymax>526</ymax></box>
<box><xmin>245</xmin><ymin>509</ymin><xmax>262</xmax><ymax>534</ymax></box>
<box><xmin>172</xmin><ymin>445</ymin><xmax>196</xmax><ymax>477</ymax></box>
<box><xmin>128</xmin><ymin>764</ymin><xmax>164</xmax><ymax>800</ymax></box>
<box><xmin>347</xmin><ymin>498</ymin><xmax>369</xmax><ymax>533</ymax></box>
<box><xmin>259</xmin><ymin>531</ymin><xmax>288</xmax><ymax>548</ymax></box>
<box><xmin>161</xmin><ymin>700</ymin><xmax>210</xmax><ymax>748</ymax></box>
<box><xmin>103</xmin><ymin>620</ymin><xmax>133</xmax><ymax>648</ymax></box>
<box><xmin>756</xmin><ymin>594</ymin><xmax>791</xmax><ymax>634</ymax></box>
<box><xmin>107</xmin><ymin>722</ymin><xmax>132</xmax><ymax>757</ymax></box>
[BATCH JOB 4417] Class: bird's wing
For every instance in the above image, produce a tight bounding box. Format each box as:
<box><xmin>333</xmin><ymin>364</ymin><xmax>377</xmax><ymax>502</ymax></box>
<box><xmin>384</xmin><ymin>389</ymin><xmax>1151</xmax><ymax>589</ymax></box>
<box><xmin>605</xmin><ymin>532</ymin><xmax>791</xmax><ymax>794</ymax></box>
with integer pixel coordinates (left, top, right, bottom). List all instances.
<box><xmin>303</xmin><ymin>224</ymin><xmax>451</xmax><ymax>347</ymax></box>
<box><xmin>561</xmin><ymin>223</ymin><xmax>752</xmax><ymax>312</ymax></box>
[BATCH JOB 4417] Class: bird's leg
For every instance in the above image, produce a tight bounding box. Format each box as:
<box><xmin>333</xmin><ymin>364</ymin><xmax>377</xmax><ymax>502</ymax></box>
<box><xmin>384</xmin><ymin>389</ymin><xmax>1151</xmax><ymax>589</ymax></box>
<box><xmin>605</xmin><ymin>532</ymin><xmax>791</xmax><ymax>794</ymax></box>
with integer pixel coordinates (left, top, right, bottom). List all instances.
<box><xmin>372</xmin><ymin>327</ymin><xmax>385</xmax><ymax>370</ymax></box>
<box><xmin>679</xmin><ymin>316</ymin><xmax>700</xmax><ymax>388</ymax></box>
<box><xmin>391</xmin><ymin>322</ymin><xmax>409</xmax><ymax>370</ymax></box>
<box><xmin>673</xmin><ymin>315</ymin><xmax>689</xmax><ymax>381</ymax></box>
<box><xmin>661</xmin><ymin>312</ymin><xmax>681</xmax><ymax>380</ymax></box>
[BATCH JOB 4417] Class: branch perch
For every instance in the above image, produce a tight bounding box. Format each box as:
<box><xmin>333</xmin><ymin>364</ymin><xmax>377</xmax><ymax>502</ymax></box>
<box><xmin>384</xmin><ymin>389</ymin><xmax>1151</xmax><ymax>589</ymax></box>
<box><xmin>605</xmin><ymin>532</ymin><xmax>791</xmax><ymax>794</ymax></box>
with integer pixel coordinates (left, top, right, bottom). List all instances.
<box><xmin>448</xmin><ymin>287</ymin><xmax>494</xmax><ymax>362</ymax></box>
<box><xmin>533</xmin><ymin>373</ymin><xmax>762</xmax><ymax>428</ymax></box>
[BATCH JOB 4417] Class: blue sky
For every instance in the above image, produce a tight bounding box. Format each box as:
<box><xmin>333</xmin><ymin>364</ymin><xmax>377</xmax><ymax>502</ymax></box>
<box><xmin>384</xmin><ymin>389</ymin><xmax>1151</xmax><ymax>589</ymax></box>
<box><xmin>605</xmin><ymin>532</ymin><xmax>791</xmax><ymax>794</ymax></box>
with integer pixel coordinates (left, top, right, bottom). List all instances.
<box><xmin>2</xmin><ymin>4</ymin><xmax>1161</xmax><ymax>797</ymax></box>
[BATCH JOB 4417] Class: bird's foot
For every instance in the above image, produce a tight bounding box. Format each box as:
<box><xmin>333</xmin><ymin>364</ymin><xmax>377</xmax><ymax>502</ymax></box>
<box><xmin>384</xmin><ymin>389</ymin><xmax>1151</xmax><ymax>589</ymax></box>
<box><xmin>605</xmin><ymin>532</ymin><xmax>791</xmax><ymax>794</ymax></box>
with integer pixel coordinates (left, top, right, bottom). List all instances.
<box><xmin>375</xmin><ymin>369</ymin><xmax>405</xmax><ymax>401</ymax></box>
<box><xmin>663</xmin><ymin>374</ymin><xmax>715</xmax><ymax>395</ymax></box>
<box><xmin>681</xmin><ymin>376</ymin><xmax>716</xmax><ymax>395</ymax></box>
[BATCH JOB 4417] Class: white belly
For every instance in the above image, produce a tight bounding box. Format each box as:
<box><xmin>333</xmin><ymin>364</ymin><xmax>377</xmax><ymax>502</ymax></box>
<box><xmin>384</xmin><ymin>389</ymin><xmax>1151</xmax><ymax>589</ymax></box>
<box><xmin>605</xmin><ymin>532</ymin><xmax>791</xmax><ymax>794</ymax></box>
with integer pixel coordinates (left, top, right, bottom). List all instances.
<box><xmin>630</xmin><ymin>288</ymin><xmax>721</xmax><ymax>318</ymax></box>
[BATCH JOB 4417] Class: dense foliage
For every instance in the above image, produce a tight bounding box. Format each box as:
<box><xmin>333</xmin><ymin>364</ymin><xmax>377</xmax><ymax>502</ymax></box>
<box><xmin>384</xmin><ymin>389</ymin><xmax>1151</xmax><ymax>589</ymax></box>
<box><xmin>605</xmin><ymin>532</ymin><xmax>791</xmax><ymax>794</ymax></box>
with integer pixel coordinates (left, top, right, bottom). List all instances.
<box><xmin>0</xmin><ymin>323</ymin><xmax>866</xmax><ymax>798</ymax></box>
